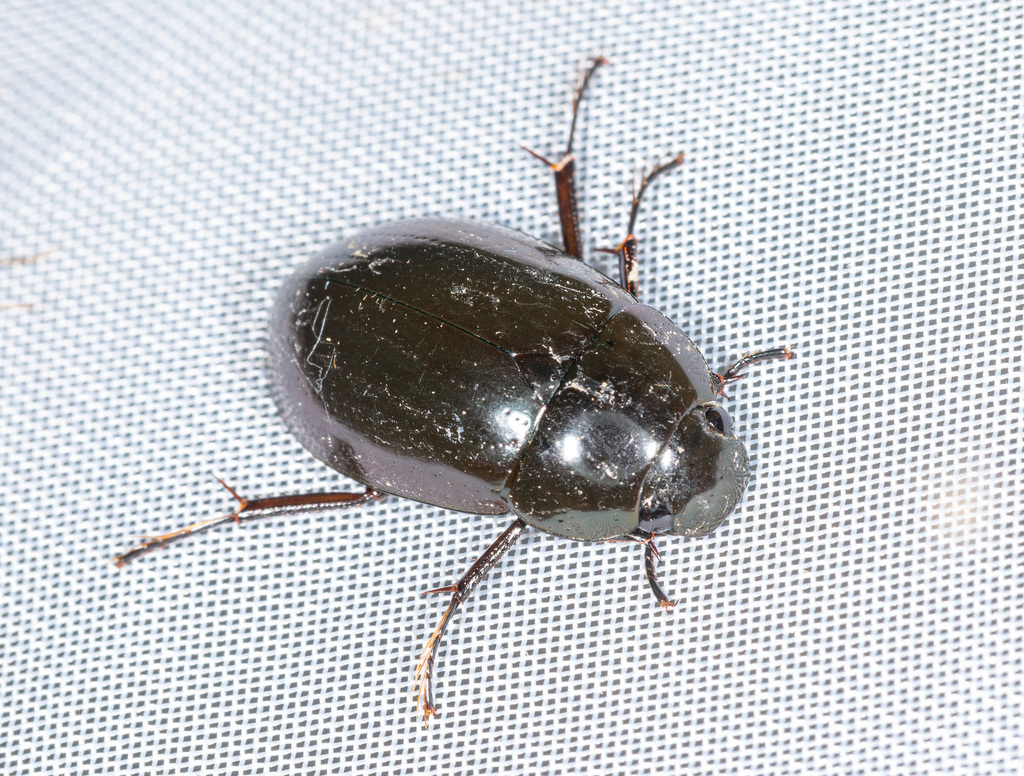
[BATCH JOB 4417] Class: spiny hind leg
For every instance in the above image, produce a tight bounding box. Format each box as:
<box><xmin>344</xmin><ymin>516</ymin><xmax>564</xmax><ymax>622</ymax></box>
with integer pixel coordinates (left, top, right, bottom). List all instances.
<box><xmin>522</xmin><ymin>55</ymin><xmax>608</xmax><ymax>260</ymax></box>
<box><xmin>415</xmin><ymin>517</ymin><xmax>527</xmax><ymax>726</ymax></box>
<box><xmin>114</xmin><ymin>476</ymin><xmax>383</xmax><ymax>566</ymax></box>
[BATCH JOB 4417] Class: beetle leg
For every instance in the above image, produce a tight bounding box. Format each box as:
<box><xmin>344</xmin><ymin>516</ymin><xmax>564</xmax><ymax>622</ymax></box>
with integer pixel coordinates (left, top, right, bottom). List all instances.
<box><xmin>597</xmin><ymin>153</ymin><xmax>685</xmax><ymax>299</ymax></box>
<box><xmin>522</xmin><ymin>55</ymin><xmax>608</xmax><ymax>261</ymax></box>
<box><xmin>713</xmin><ymin>346</ymin><xmax>795</xmax><ymax>395</ymax></box>
<box><xmin>114</xmin><ymin>476</ymin><xmax>383</xmax><ymax>566</ymax></box>
<box><xmin>643</xmin><ymin>540</ymin><xmax>677</xmax><ymax>609</ymax></box>
<box><xmin>621</xmin><ymin>527</ymin><xmax>677</xmax><ymax>609</ymax></box>
<box><xmin>415</xmin><ymin>517</ymin><xmax>527</xmax><ymax>727</ymax></box>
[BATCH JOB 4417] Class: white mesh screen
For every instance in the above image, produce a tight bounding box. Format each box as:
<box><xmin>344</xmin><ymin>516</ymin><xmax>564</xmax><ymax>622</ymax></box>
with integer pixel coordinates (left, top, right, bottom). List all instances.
<box><xmin>1</xmin><ymin>0</ymin><xmax>1021</xmax><ymax>773</ymax></box>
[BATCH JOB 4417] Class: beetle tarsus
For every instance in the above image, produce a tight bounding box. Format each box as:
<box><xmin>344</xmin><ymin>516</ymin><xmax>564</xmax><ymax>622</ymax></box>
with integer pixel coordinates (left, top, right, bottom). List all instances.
<box><xmin>115</xmin><ymin>512</ymin><xmax>242</xmax><ymax>567</ymax></box>
<box><xmin>566</xmin><ymin>54</ymin><xmax>609</xmax><ymax>155</ymax></box>
<box><xmin>626</xmin><ymin>154</ymin><xmax>687</xmax><ymax>235</ymax></box>
<box><xmin>415</xmin><ymin>597</ymin><xmax>457</xmax><ymax>727</ymax></box>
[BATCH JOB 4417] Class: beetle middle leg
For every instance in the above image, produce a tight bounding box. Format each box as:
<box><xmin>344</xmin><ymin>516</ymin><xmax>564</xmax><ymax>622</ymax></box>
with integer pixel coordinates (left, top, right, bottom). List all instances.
<box><xmin>415</xmin><ymin>517</ymin><xmax>527</xmax><ymax>727</ymax></box>
<box><xmin>619</xmin><ymin>527</ymin><xmax>677</xmax><ymax>609</ymax></box>
<box><xmin>523</xmin><ymin>55</ymin><xmax>608</xmax><ymax>260</ymax></box>
<box><xmin>114</xmin><ymin>476</ymin><xmax>383</xmax><ymax>566</ymax></box>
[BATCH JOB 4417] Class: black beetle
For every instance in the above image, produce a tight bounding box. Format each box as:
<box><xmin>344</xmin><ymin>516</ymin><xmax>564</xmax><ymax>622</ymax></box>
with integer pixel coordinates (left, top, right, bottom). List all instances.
<box><xmin>116</xmin><ymin>58</ymin><xmax>792</xmax><ymax>725</ymax></box>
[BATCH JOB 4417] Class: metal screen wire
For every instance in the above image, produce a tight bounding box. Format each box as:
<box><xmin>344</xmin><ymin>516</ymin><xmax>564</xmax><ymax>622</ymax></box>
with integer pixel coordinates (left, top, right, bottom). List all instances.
<box><xmin>1</xmin><ymin>1</ymin><xmax>1021</xmax><ymax>773</ymax></box>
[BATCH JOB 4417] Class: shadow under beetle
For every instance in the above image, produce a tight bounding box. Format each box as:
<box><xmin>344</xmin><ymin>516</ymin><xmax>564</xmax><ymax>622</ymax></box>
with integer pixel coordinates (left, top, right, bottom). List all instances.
<box><xmin>116</xmin><ymin>58</ymin><xmax>793</xmax><ymax>726</ymax></box>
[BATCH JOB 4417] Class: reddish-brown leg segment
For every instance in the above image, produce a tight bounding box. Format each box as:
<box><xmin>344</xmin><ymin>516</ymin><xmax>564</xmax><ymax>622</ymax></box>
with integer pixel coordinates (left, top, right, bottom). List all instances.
<box><xmin>114</xmin><ymin>476</ymin><xmax>383</xmax><ymax>566</ymax></box>
<box><xmin>523</xmin><ymin>55</ymin><xmax>608</xmax><ymax>260</ymax></box>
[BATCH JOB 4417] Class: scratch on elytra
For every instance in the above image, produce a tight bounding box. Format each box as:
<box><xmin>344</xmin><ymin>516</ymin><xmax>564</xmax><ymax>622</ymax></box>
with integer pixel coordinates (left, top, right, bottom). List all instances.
<box><xmin>306</xmin><ymin>297</ymin><xmax>333</xmax><ymax>392</ymax></box>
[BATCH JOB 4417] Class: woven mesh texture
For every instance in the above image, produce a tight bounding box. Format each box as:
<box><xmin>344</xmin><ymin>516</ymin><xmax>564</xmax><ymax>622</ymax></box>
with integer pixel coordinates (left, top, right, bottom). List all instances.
<box><xmin>2</xmin><ymin>0</ymin><xmax>1022</xmax><ymax>773</ymax></box>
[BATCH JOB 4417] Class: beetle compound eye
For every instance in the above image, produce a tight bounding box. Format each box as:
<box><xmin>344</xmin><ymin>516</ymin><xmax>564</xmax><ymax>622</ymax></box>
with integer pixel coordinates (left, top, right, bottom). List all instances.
<box><xmin>705</xmin><ymin>406</ymin><xmax>733</xmax><ymax>436</ymax></box>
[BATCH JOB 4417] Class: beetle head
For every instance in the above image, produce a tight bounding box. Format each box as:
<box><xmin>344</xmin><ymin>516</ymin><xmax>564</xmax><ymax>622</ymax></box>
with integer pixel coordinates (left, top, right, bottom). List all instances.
<box><xmin>637</xmin><ymin>402</ymin><xmax>750</xmax><ymax>537</ymax></box>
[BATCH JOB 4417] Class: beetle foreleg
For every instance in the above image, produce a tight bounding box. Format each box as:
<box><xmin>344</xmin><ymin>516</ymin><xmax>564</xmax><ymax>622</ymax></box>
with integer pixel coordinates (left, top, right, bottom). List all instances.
<box><xmin>620</xmin><ymin>527</ymin><xmax>677</xmax><ymax>609</ymax></box>
<box><xmin>713</xmin><ymin>346</ymin><xmax>795</xmax><ymax>395</ymax></box>
<box><xmin>643</xmin><ymin>540</ymin><xmax>678</xmax><ymax>610</ymax></box>
<box><xmin>114</xmin><ymin>477</ymin><xmax>383</xmax><ymax>566</ymax></box>
<box><xmin>415</xmin><ymin>517</ymin><xmax>527</xmax><ymax>727</ymax></box>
